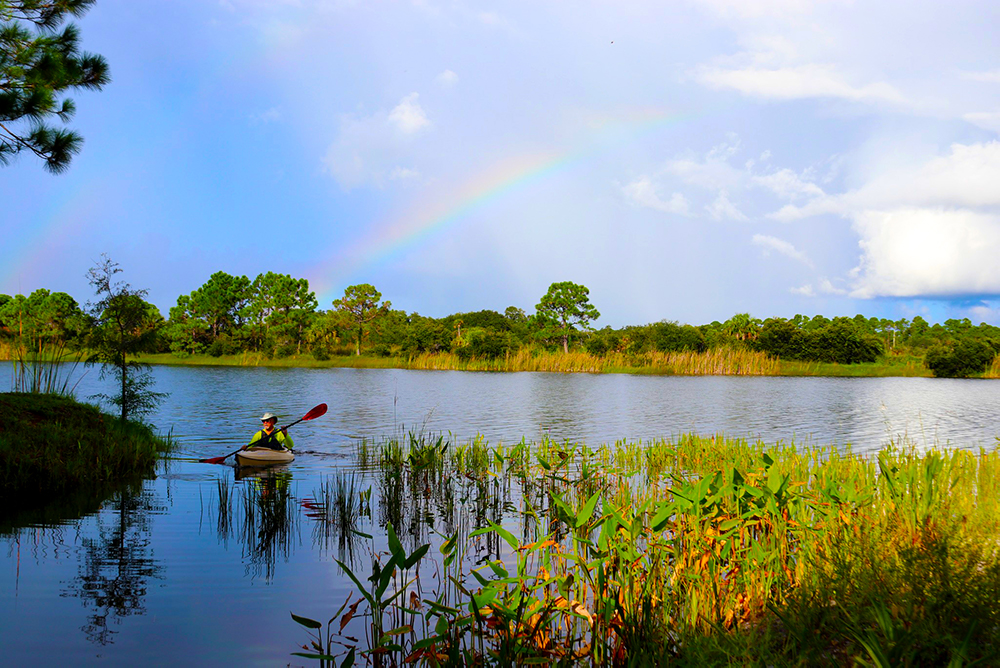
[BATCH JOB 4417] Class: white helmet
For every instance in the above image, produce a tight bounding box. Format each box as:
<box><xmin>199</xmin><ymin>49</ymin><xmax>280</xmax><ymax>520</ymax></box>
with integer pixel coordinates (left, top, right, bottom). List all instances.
<box><xmin>260</xmin><ymin>412</ymin><xmax>277</xmax><ymax>421</ymax></box>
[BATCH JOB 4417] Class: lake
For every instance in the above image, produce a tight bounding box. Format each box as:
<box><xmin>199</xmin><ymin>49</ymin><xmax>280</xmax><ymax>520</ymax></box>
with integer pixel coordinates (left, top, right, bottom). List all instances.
<box><xmin>2</xmin><ymin>365</ymin><xmax>999</xmax><ymax>665</ymax></box>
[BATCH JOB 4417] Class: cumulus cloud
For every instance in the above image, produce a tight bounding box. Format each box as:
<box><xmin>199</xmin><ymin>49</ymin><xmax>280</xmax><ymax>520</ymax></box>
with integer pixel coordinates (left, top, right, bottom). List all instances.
<box><xmin>621</xmin><ymin>177</ymin><xmax>690</xmax><ymax>215</ymax></box>
<box><xmin>752</xmin><ymin>234</ymin><xmax>813</xmax><ymax>267</ymax></box>
<box><xmin>323</xmin><ymin>93</ymin><xmax>431</xmax><ymax>189</ymax></box>
<box><xmin>388</xmin><ymin>93</ymin><xmax>431</xmax><ymax>134</ymax></box>
<box><xmin>767</xmin><ymin>141</ymin><xmax>1000</xmax><ymax>298</ymax></box>
<box><xmin>850</xmin><ymin>208</ymin><xmax>1000</xmax><ymax>298</ymax></box>
<box><xmin>791</xmin><ymin>284</ymin><xmax>815</xmax><ymax>297</ymax></box>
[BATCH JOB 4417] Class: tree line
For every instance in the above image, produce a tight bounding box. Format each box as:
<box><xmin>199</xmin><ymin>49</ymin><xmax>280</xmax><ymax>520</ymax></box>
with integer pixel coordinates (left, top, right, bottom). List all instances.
<box><xmin>3</xmin><ymin>269</ymin><xmax>1000</xmax><ymax>378</ymax></box>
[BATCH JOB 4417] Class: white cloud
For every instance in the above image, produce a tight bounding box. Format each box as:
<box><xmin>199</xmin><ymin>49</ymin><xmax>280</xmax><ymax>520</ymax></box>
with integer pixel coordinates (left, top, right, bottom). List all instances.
<box><xmin>696</xmin><ymin>64</ymin><xmax>906</xmax><ymax>104</ymax></box>
<box><xmin>435</xmin><ymin>69</ymin><xmax>459</xmax><ymax>87</ymax></box>
<box><xmin>850</xmin><ymin>208</ymin><xmax>1000</xmax><ymax>298</ymax></box>
<box><xmin>818</xmin><ymin>278</ymin><xmax>847</xmax><ymax>295</ymax></box>
<box><xmin>752</xmin><ymin>168</ymin><xmax>824</xmax><ymax>201</ymax></box>
<box><xmin>774</xmin><ymin>141</ymin><xmax>1000</xmax><ymax>221</ymax></box>
<box><xmin>752</xmin><ymin>233</ymin><xmax>812</xmax><ymax>267</ymax></box>
<box><xmin>764</xmin><ymin>140</ymin><xmax>1000</xmax><ymax>298</ymax></box>
<box><xmin>964</xmin><ymin>111</ymin><xmax>1000</xmax><ymax>133</ymax></box>
<box><xmin>791</xmin><ymin>284</ymin><xmax>815</xmax><ymax>297</ymax></box>
<box><xmin>706</xmin><ymin>190</ymin><xmax>749</xmax><ymax>221</ymax></box>
<box><xmin>388</xmin><ymin>93</ymin><xmax>430</xmax><ymax>134</ymax></box>
<box><xmin>322</xmin><ymin>93</ymin><xmax>431</xmax><ymax>190</ymax></box>
<box><xmin>621</xmin><ymin>177</ymin><xmax>690</xmax><ymax>215</ymax></box>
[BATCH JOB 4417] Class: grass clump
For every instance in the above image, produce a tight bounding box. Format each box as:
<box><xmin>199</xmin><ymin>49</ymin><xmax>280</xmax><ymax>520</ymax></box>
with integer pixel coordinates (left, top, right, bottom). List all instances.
<box><xmin>0</xmin><ymin>392</ymin><xmax>171</xmax><ymax>504</ymax></box>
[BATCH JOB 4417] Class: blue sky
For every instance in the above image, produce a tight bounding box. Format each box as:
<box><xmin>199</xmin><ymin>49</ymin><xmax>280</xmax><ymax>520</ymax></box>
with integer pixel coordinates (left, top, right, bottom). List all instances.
<box><xmin>3</xmin><ymin>0</ymin><xmax>1000</xmax><ymax>328</ymax></box>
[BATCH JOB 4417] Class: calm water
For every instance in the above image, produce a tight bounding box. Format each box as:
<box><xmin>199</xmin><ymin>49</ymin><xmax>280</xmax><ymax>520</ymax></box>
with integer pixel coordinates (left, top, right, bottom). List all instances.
<box><xmin>3</xmin><ymin>365</ymin><xmax>999</xmax><ymax>665</ymax></box>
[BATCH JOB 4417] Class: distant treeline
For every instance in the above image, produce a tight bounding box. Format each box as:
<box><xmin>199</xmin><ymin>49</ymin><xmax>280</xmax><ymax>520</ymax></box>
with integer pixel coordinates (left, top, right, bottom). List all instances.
<box><xmin>3</xmin><ymin>271</ymin><xmax>1000</xmax><ymax>378</ymax></box>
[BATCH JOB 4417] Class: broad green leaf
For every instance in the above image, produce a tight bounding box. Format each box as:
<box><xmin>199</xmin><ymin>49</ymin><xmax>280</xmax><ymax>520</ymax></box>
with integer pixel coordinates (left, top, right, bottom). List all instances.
<box><xmin>414</xmin><ymin>636</ymin><xmax>446</xmax><ymax>649</ymax></box>
<box><xmin>387</xmin><ymin>522</ymin><xmax>404</xmax><ymax>561</ymax></box>
<box><xmin>575</xmin><ymin>491</ymin><xmax>601</xmax><ymax>528</ymax></box>
<box><xmin>290</xmin><ymin>612</ymin><xmax>322</xmax><ymax>629</ymax></box>
<box><xmin>403</xmin><ymin>544</ymin><xmax>429</xmax><ymax>569</ymax></box>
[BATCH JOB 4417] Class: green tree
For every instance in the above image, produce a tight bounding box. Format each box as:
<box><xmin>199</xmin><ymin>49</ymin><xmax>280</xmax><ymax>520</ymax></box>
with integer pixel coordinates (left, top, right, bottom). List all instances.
<box><xmin>333</xmin><ymin>284</ymin><xmax>391</xmax><ymax>355</ymax></box>
<box><xmin>535</xmin><ymin>281</ymin><xmax>600</xmax><ymax>354</ymax></box>
<box><xmin>0</xmin><ymin>288</ymin><xmax>87</xmax><ymax>344</ymax></box>
<box><xmin>1</xmin><ymin>0</ymin><xmax>110</xmax><ymax>172</ymax></box>
<box><xmin>86</xmin><ymin>255</ymin><xmax>164</xmax><ymax>422</ymax></box>
<box><xmin>722</xmin><ymin>313</ymin><xmax>761</xmax><ymax>342</ymax></box>
<box><xmin>190</xmin><ymin>271</ymin><xmax>250</xmax><ymax>340</ymax></box>
<box><xmin>266</xmin><ymin>274</ymin><xmax>317</xmax><ymax>355</ymax></box>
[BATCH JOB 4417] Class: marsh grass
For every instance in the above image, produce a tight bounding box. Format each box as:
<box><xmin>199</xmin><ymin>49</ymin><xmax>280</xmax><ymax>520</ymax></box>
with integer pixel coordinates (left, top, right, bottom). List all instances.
<box><xmin>142</xmin><ymin>348</ymin><xmax>787</xmax><ymax>375</ymax></box>
<box><xmin>0</xmin><ymin>392</ymin><xmax>171</xmax><ymax>504</ymax></box>
<box><xmin>139</xmin><ymin>347</ymin><xmax>946</xmax><ymax>377</ymax></box>
<box><xmin>294</xmin><ymin>433</ymin><xmax>1000</xmax><ymax>666</ymax></box>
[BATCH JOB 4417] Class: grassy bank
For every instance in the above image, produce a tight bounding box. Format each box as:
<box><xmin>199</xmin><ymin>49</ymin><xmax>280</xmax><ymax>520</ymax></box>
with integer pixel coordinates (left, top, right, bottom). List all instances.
<box><xmin>0</xmin><ymin>393</ymin><xmax>172</xmax><ymax>503</ymax></box>
<box><xmin>291</xmin><ymin>433</ymin><xmax>1000</xmax><ymax>665</ymax></box>
<box><xmin>141</xmin><ymin>348</ymin><xmax>936</xmax><ymax>377</ymax></box>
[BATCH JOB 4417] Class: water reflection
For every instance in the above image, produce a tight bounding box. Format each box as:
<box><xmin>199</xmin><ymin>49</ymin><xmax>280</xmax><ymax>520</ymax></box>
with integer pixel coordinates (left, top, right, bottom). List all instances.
<box><xmin>209</xmin><ymin>466</ymin><xmax>300</xmax><ymax>580</ymax></box>
<box><xmin>62</xmin><ymin>487</ymin><xmax>163</xmax><ymax>646</ymax></box>
<box><xmin>300</xmin><ymin>472</ymin><xmax>367</xmax><ymax>567</ymax></box>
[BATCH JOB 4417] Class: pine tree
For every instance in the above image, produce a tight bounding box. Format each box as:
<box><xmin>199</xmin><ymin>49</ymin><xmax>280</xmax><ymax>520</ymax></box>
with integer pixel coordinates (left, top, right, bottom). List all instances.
<box><xmin>1</xmin><ymin>0</ymin><xmax>110</xmax><ymax>172</ymax></box>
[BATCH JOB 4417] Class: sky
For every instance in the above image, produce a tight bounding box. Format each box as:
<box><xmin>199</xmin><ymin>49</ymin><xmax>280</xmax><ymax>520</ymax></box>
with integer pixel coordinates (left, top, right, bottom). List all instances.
<box><xmin>3</xmin><ymin>0</ymin><xmax>1000</xmax><ymax>328</ymax></box>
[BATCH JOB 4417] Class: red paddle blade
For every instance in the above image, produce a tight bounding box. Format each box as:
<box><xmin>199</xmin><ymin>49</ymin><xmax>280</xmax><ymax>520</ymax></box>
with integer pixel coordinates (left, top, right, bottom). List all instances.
<box><xmin>301</xmin><ymin>403</ymin><xmax>328</xmax><ymax>421</ymax></box>
<box><xmin>200</xmin><ymin>456</ymin><xmax>228</xmax><ymax>464</ymax></box>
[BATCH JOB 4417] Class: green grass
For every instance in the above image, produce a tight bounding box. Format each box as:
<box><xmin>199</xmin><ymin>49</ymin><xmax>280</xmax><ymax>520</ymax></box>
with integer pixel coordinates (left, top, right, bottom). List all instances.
<box><xmin>0</xmin><ymin>392</ymin><xmax>172</xmax><ymax>504</ymax></box>
<box><xmin>778</xmin><ymin>353</ymin><xmax>931</xmax><ymax>377</ymax></box>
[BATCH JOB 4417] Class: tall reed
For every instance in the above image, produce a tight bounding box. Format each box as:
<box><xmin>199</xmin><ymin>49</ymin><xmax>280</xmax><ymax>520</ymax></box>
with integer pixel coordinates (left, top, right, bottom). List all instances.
<box><xmin>401</xmin><ymin>347</ymin><xmax>779</xmax><ymax>375</ymax></box>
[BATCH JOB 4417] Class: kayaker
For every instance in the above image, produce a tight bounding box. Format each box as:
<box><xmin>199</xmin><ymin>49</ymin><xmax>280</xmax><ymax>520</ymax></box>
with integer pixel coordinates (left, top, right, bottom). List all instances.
<box><xmin>245</xmin><ymin>412</ymin><xmax>294</xmax><ymax>451</ymax></box>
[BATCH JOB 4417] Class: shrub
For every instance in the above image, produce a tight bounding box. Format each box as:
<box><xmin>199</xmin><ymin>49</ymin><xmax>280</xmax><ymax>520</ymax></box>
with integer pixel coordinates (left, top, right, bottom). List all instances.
<box><xmin>925</xmin><ymin>338</ymin><xmax>996</xmax><ymax>377</ymax></box>
<box><xmin>456</xmin><ymin>328</ymin><xmax>514</xmax><ymax>360</ymax></box>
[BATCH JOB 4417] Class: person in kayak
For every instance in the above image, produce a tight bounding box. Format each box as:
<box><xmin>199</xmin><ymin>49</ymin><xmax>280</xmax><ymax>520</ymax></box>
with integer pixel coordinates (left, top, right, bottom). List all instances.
<box><xmin>244</xmin><ymin>412</ymin><xmax>294</xmax><ymax>451</ymax></box>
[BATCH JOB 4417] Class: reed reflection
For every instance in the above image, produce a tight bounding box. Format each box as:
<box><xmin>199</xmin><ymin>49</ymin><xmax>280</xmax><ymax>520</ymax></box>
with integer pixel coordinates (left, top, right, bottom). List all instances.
<box><xmin>212</xmin><ymin>466</ymin><xmax>299</xmax><ymax>580</ymax></box>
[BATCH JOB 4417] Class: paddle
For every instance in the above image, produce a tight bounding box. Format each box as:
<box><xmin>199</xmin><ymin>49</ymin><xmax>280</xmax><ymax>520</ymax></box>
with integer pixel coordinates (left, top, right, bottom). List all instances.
<box><xmin>200</xmin><ymin>403</ymin><xmax>328</xmax><ymax>465</ymax></box>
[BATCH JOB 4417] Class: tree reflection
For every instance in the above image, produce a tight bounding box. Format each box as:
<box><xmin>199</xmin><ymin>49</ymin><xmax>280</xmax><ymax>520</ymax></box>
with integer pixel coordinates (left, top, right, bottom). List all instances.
<box><xmin>63</xmin><ymin>486</ymin><xmax>163</xmax><ymax>646</ymax></box>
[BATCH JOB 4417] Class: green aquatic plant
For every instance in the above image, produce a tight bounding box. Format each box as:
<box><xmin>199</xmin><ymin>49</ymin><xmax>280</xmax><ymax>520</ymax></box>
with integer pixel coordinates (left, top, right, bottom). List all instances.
<box><xmin>295</xmin><ymin>434</ymin><xmax>1000</xmax><ymax>665</ymax></box>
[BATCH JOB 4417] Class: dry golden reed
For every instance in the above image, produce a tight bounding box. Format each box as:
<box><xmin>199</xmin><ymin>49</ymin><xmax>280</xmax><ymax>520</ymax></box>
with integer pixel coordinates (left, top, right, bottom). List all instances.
<box><xmin>401</xmin><ymin>348</ymin><xmax>779</xmax><ymax>375</ymax></box>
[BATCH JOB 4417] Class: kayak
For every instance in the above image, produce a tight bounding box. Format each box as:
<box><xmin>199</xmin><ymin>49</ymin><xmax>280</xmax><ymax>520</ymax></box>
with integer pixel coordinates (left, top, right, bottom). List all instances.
<box><xmin>235</xmin><ymin>447</ymin><xmax>295</xmax><ymax>467</ymax></box>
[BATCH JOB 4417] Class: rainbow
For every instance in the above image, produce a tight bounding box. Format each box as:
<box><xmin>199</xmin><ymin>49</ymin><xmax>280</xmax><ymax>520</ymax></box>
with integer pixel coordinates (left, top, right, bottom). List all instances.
<box><xmin>309</xmin><ymin>108</ymin><xmax>692</xmax><ymax>303</ymax></box>
<box><xmin>0</xmin><ymin>174</ymin><xmax>108</xmax><ymax>295</ymax></box>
